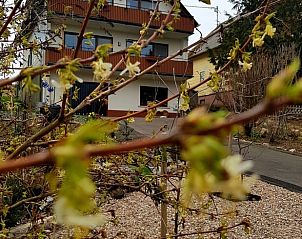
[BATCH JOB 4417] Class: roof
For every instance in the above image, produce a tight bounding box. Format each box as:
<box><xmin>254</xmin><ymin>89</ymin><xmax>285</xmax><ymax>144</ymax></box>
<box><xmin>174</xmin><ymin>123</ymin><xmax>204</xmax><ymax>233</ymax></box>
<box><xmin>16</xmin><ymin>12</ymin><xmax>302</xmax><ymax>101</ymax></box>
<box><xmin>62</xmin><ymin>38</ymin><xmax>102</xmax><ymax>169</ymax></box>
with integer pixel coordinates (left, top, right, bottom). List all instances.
<box><xmin>179</xmin><ymin>2</ymin><xmax>199</xmax><ymax>28</ymax></box>
<box><xmin>189</xmin><ymin>29</ymin><xmax>222</xmax><ymax>59</ymax></box>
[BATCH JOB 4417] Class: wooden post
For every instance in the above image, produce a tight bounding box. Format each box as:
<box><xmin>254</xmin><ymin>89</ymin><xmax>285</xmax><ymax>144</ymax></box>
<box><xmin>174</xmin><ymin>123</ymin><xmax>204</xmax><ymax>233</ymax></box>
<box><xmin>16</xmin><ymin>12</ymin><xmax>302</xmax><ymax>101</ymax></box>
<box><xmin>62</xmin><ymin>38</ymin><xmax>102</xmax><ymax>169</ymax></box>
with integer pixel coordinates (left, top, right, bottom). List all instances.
<box><xmin>160</xmin><ymin>146</ymin><xmax>168</xmax><ymax>239</ymax></box>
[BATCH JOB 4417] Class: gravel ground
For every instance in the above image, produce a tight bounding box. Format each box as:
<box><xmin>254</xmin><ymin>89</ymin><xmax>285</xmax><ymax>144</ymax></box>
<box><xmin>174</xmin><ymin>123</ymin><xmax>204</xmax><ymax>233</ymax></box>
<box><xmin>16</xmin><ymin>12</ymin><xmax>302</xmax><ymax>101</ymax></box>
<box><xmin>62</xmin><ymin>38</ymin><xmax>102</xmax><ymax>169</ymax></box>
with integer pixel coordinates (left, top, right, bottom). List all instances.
<box><xmin>99</xmin><ymin>177</ymin><xmax>301</xmax><ymax>239</ymax></box>
<box><xmin>8</xmin><ymin>177</ymin><xmax>302</xmax><ymax>238</ymax></box>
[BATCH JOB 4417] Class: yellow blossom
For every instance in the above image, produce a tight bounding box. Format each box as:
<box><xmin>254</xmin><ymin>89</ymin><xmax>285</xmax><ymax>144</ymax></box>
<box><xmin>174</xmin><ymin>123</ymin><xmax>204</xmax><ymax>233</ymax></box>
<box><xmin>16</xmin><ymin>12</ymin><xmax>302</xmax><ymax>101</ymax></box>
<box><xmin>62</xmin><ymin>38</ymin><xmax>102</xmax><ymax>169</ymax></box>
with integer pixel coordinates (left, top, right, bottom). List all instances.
<box><xmin>265</xmin><ymin>24</ymin><xmax>276</xmax><ymax>37</ymax></box>
<box><xmin>126</xmin><ymin>117</ymin><xmax>135</xmax><ymax>123</ymax></box>
<box><xmin>252</xmin><ymin>37</ymin><xmax>265</xmax><ymax>47</ymax></box>
<box><xmin>91</xmin><ymin>59</ymin><xmax>112</xmax><ymax>82</ymax></box>
<box><xmin>239</xmin><ymin>60</ymin><xmax>253</xmax><ymax>72</ymax></box>
<box><xmin>221</xmin><ymin>155</ymin><xmax>253</xmax><ymax>177</ymax></box>
<box><xmin>120</xmin><ymin>61</ymin><xmax>140</xmax><ymax>77</ymax></box>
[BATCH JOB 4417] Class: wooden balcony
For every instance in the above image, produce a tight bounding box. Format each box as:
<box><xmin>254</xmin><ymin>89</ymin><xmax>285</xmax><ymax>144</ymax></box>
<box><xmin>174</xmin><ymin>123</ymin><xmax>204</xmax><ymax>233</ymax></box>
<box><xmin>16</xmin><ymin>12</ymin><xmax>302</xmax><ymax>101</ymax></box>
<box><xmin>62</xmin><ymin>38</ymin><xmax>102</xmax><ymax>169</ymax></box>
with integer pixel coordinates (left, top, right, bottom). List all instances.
<box><xmin>48</xmin><ymin>0</ymin><xmax>196</xmax><ymax>34</ymax></box>
<box><xmin>45</xmin><ymin>48</ymin><xmax>193</xmax><ymax>77</ymax></box>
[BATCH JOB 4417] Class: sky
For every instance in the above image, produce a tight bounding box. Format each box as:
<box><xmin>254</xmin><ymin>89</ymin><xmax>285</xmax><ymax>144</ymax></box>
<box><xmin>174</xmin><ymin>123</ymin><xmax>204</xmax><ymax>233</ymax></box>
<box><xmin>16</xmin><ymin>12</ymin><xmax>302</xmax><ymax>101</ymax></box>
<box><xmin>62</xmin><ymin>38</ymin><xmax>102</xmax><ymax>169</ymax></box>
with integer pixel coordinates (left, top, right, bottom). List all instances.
<box><xmin>184</xmin><ymin>0</ymin><xmax>236</xmax><ymax>44</ymax></box>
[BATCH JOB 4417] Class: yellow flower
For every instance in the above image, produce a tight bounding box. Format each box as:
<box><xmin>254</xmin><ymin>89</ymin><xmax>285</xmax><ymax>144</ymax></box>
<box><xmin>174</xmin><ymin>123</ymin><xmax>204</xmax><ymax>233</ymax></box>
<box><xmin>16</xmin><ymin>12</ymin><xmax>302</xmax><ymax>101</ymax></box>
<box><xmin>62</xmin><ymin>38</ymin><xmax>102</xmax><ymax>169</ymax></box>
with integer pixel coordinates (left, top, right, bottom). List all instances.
<box><xmin>92</xmin><ymin>59</ymin><xmax>112</xmax><ymax>82</ymax></box>
<box><xmin>252</xmin><ymin>37</ymin><xmax>264</xmax><ymax>47</ymax></box>
<box><xmin>265</xmin><ymin>24</ymin><xmax>276</xmax><ymax>37</ymax></box>
<box><xmin>218</xmin><ymin>155</ymin><xmax>253</xmax><ymax>199</ymax></box>
<box><xmin>221</xmin><ymin>155</ymin><xmax>253</xmax><ymax>177</ymax></box>
<box><xmin>120</xmin><ymin>61</ymin><xmax>140</xmax><ymax>77</ymax></box>
<box><xmin>126</xmin><ymin>117</ymin><xmax>135</xmax><ymax>123</ymax></box>
<box><xmin>51</xmin><ymin>78</ymin><xmax>82</xmax><ymax>90</ymax></box>
<box><xmin>239</xmin><ymin>60</ymin><xmax>253</xmax><ymax>72</ymax></box>
<box><xmin>227</xmin><ymin>39</ymin><xmax>240</xmax><ymax>60</ymax></box>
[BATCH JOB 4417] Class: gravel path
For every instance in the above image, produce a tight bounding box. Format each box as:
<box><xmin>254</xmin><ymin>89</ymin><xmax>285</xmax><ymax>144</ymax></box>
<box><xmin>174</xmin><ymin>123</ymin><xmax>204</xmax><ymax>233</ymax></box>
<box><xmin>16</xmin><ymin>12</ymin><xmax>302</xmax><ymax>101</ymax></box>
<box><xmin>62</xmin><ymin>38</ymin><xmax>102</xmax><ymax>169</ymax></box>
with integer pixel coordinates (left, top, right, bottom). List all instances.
<box><xmin>8</xmin><ymin>178</ymin><xmax>302</xmax><ymax>238</ymax></box>
<box><xmin>100</xmin><ymin>177</ymin><xmax>302</xmax><ymax>239</ymax></box>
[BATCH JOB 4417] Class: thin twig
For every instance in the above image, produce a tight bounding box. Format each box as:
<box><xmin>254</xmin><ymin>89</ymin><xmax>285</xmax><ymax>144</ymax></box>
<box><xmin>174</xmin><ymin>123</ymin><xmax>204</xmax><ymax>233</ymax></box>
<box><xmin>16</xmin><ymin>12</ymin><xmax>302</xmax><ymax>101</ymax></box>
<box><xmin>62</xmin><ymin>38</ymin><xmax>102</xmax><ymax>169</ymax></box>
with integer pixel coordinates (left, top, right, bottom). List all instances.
<box><xmin>0</xmin><ymin>0</ymin><xmax>23</xmax><ymax>38</ymax></box>
<box><xmin>0</xmin><ymin>192</ymin><xmax>54</xmax><ymax>215</ymax></box>
<box><xmin>168</xmin><ymin>221</ymin><xmax>246</xmax><ymax>238</ymax></box>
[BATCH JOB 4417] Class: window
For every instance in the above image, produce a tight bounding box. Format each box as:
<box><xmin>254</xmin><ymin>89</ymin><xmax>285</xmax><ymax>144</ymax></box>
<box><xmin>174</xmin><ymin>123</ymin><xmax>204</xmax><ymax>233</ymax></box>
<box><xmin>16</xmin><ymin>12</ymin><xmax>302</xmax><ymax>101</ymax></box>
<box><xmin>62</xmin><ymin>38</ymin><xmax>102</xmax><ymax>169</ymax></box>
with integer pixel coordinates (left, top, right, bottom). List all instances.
<box><xmin>199</xmin><ymin>71</ymin><xmax>205</xmax><ymax>81</ymax></box>
<box><xmin>153</xmin><ymin>43</ymin><xmax>168</xmax><ymax>58</ymax></box>
<box><xmin>97</xmin><ymin>36</ymin><xmax>113</xmax><ymax>46</ymax></box>
<box><xmin>65</xmin><ymin>32</ymin><xmax>113</xmax><ymax>52</ymax></box>
<box><xmin>65</xmin><ymin>33</ymin><xmax>77</xmax><ymax>49</ymax></box>
<box><xmin>126</xmin><ymin>39</ymin><xmax>168</xmax><ymax>58</ymax></box>
<box><xmin>127</xmin><ymin>0</ymin><xmax>155</xmax><ymax>10</ymax></box>
<box><xmin>140</xmin><ymin>86</ymin><xmax>168</xmax><ymax>106</ymax></box>
<box><xmin>82</xmin><ymin>36</ymin><xmax>113</xmax><ymax>51</ymax></box>
<box><xmin>82</xmin><ymin>37</ymin><xmax>96</xmax><ymax>51</ymax></box>
<box><xmin>127</xmin><ymin>0</ymin><xmax>138</xmax><ymax>8</ymax></box>
<box><xmin>141</xmin><ymin>0</ymin><xmax>154</xmax><ymax>10</ymax></box>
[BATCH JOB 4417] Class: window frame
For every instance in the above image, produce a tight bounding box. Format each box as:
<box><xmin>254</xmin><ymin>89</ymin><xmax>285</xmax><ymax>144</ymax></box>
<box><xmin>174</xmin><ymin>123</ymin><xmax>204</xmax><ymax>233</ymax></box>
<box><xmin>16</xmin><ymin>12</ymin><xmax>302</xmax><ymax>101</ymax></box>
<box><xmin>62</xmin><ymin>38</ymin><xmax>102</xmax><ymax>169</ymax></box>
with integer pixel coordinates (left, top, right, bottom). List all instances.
<box><xmin>140</xmin><ymin>86</ymin><xmax>168</xmax><ymax>107</ymax></box>
<box><xmin>126</xmin><ymin>39</ymin><xmax>168</xmax><ymax>58</ymax></box>
<box><xmin>65</xmin><ymin>32</ymin><xmax>113</xmax><ymax>52</ymax></box>
<box><xmin>127</xmin><ymin>0</ymin><xmax>155</xmax><ymax>10</ymax></box>
<box><xmin>152</xmin><ymin>42</ymin><xmax>168</xmax><ymax>58</ymax></box>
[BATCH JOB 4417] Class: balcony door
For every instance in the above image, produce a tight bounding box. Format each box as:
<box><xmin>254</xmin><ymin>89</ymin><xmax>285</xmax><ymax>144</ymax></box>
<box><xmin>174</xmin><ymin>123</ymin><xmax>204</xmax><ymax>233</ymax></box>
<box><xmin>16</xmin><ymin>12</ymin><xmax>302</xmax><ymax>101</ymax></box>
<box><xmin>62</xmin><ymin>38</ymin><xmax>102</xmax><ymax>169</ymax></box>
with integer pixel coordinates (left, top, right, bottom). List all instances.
<box><xmin>70</xmin><ymin>82</ymin><xmax>108</xmax><ymax>116</ymax></box>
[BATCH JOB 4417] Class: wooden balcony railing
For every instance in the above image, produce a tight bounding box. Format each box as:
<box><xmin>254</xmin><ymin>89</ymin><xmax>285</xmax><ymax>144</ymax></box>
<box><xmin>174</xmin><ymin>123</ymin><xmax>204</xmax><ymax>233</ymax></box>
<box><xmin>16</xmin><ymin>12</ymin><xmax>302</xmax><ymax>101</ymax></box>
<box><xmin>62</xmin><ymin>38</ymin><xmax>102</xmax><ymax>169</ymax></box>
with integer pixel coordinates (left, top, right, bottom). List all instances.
<box><xmin>48</xmin><ymin>0</ymin><xmax>195</xmax><ymax>33</ymax></box>
<box><xmin>45</xmin><ymin>48</ymin><xmax>193</xmax><ymax>76</ymax></box>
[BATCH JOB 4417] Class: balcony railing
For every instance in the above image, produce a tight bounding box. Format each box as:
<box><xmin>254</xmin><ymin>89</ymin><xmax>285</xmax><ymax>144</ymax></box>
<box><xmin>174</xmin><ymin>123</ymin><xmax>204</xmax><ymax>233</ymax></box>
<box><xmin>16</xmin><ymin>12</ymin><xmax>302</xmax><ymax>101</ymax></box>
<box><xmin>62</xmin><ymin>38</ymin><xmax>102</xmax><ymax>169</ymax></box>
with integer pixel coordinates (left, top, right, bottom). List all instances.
<box><xmin>48</xmin><ymin>0</ymin><xmax>195</xmax><ymax>33</ymax></box>
<box><xmin>45</xmin><ymin>48</ymin><xmax>193</xmax><ymax>76</ymax></box>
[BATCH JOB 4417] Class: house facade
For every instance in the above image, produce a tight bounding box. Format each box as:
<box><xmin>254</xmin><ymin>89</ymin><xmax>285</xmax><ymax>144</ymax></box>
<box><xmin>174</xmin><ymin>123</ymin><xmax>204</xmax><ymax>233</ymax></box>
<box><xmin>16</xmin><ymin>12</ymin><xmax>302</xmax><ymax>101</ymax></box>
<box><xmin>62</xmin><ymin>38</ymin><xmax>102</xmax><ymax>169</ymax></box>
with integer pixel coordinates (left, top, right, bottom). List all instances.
<box><xmin>26</xmin><ymin>0</ymin><xmax>196</xmax><ymax>117</ymax></box>
<box><xmin>188</xmin><ymin>30</ymin><xmax>227</xmax><ymax>109</ymax></box>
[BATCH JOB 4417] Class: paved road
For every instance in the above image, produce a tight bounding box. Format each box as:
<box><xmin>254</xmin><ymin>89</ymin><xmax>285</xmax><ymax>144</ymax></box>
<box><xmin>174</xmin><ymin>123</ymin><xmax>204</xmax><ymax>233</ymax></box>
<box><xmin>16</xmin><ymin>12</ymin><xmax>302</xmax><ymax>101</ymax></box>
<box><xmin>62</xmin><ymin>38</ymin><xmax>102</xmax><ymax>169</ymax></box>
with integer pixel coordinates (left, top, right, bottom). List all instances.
<box><xmin>232</xmin><ymin>142</ymin><xmax>302</xmax><ymax>189</ymax></box>
<box><xmin>125</xmin><ymin>117</ymin><xmax>181</xmax><ymax>137</ymax></box>
<box><xmin>125</xmin><ymin>118</ymin><xmax>302</xmax><ymax>191</ymax></box>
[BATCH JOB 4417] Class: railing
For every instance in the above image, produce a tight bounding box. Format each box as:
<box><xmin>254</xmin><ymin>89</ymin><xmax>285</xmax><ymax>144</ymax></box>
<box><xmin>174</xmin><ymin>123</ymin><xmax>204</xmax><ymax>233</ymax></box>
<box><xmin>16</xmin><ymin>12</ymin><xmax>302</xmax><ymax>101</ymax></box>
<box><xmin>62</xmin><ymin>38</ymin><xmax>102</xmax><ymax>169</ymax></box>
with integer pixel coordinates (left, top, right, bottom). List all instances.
<box><xmin>48</xmin><ymin>0</ymin><xmax>195</xmax><ymax>33</ymax></box>
<box><xmin>45</xmin><ymin>48</ymin><xmax>193</xmax><ymax>76</ymax></box>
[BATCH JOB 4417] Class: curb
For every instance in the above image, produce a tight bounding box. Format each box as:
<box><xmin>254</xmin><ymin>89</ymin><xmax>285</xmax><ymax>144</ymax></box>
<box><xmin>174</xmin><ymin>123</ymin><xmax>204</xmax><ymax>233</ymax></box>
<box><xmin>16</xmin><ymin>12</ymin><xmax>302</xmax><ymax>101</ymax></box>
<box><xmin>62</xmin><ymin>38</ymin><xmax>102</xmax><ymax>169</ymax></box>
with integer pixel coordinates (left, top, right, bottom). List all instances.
<box><xmin>245</xmin><ymin>171</ymin><xmax>302</xmax><ymax>194</ymax></box>
<box><xmin>235</xmin><ymin>138</ymin><xmax>302</xmax><ymax>158</ymax></box>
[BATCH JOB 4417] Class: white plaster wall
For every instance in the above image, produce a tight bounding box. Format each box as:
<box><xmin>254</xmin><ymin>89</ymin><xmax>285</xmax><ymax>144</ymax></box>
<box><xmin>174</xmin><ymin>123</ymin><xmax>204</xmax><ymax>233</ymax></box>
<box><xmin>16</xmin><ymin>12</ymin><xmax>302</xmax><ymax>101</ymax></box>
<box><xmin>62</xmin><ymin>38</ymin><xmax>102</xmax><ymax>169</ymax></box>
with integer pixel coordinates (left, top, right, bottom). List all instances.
<box><xmin>41</xmin><ymin>73</ymin><xmax>62</xmax><ymax>105</ymax></box>
<box><xmin>23</xmin><ymin>28</ymin><xmax>46</xmax><ymax>67</ymax></box>
<box><xmin>108</xmin><ymin>76</ymin><xmax>180</xmax><ymax>113</ymax></box>
<box><xmin>45</xmin><ymin>70</ymin><xmax>181</xmax><ymax>113</ymax></box>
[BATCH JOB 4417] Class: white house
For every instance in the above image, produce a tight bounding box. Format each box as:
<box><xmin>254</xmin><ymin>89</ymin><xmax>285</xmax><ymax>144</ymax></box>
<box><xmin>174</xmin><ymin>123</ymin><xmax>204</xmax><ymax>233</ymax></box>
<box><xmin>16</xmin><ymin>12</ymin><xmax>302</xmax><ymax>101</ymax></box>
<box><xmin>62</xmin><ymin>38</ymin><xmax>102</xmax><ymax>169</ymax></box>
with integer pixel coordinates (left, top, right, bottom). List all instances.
<box><xmin>25</xmin><ymin>0</ymin><xmax>197</xmax><ymax>117</ymax></box>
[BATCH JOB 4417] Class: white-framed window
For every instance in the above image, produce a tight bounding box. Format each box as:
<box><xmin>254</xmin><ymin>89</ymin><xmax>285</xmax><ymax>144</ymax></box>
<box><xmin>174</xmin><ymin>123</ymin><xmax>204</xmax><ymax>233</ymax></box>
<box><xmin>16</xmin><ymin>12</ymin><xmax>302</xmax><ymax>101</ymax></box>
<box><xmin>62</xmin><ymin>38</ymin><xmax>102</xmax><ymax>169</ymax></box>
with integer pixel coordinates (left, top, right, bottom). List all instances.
<box><xmin>140</xmin><ymin>86</ymin><xmax>168</xmax><ymax>106</ymax></box>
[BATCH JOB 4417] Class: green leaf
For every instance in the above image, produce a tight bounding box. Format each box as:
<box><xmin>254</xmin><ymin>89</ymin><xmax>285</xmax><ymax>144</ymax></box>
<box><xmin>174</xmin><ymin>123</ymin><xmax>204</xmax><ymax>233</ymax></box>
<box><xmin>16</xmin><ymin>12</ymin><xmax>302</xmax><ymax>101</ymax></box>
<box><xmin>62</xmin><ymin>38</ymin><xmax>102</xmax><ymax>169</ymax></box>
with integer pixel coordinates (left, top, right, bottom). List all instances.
<box><xmin>55</xmin><ymin>197</ymin><xmax>105</xmax><ymax>228</ymax></box>
<box><xmin>166</xmin><ymin>22</ymin><xmax>174</xmax><ymax>32</ymax></box>
<box><xmin>95</xmin><ymin>44</ymin><xmax>113</xmax><ymax>59</ymax></box>
<box><xmin>51</xmin><ymin>119</ymin><xmax>118</xmax><ymax>230</ymax></box>
<box><xmin>66</xmin><ymin>119</ymin><xmax>118</xmax><ymax>145</ymax></box>
<box><xmin>266</xmin><ymin>58</ymin><xmax>300</xmax><ymax>98</ymax></box>
<box><xmin>127</xmin><ymin>43</ymin><xmax>142</xmax><ymax>57</ymax></box>
<box><xmin>139</xmin><ymin>165</ymin><xmax>152</xmax><ymax>176</ymax></box>
<box><xmin>83</xmin><ymin>32</ymin><xmax>93</xmax><ymax>39</ymax></box>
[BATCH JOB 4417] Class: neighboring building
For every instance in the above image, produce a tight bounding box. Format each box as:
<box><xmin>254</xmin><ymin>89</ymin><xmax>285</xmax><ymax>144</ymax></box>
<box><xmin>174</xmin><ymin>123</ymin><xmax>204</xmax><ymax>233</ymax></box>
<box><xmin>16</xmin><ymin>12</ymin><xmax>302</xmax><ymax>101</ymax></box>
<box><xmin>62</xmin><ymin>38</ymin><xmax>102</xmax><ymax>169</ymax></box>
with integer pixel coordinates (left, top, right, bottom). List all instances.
<box><xmin>188</xmin><ymin>29</ymin><xmax>226</xmax><ymax>109</ymax></box>
<box><xmin>25</xmin><ymin>0</ymin><xmax>197</xmax><ymax>117</ymax></box>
